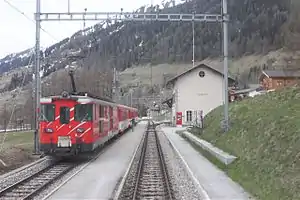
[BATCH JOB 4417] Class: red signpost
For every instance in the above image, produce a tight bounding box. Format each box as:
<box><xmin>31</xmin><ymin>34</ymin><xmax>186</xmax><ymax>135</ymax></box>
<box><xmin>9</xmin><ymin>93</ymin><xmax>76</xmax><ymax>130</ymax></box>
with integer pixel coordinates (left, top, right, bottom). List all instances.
<box><xmin>176</xmin><ymin>112</ymin><xmax>182</xmax><ymax>127</ymax></box>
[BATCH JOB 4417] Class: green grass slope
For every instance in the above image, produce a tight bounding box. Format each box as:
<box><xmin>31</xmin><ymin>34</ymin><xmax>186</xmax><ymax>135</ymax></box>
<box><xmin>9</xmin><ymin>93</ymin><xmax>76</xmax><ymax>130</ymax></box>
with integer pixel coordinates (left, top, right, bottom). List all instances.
<box><xmin>195</xmin><ymin>87</ymin><xmax>300</xmax><ymax>200</ymax></box>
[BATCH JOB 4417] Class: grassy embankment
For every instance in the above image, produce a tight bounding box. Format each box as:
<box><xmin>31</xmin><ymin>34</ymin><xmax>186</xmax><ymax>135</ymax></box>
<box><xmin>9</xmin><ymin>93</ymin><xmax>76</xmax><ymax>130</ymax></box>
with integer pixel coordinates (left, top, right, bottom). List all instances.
<box><xmin>0</xmin><ymin>131</ymin><xmax>37</xmax><ymax>175</ymax></box>
<box><xmin>186</xmin><ymin>87</ymin><xmax>300</xmax><ymax>200</ymax></box>
<box><xmin>1</xmin><ymin>130</ymin><xmax>34</xmax><ymax>150</ymax></box>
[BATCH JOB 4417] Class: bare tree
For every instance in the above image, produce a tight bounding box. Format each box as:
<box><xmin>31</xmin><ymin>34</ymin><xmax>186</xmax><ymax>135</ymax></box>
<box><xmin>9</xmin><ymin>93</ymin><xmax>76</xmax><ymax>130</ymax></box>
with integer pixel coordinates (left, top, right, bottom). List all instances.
<box><xmin>0</xmin><ymin>103</ymin><xmax>10</xmax><ymax>131</ymax></box>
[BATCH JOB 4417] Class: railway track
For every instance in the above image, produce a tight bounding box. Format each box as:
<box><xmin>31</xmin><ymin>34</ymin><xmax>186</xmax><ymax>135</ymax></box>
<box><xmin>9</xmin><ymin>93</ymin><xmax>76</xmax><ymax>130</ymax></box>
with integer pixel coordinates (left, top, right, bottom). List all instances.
<box><xmin>116</xmin><ymin>121</ymin><xmax>173</xmax><ymax>200</ymax></box>
<box><xmin>0</xmin><ymin>124</ymin><xmax>135</xmax><ymax>200</ymax></box>
<box><xmin>0</xmin><ymin>161</ymin><xmax>76</xmax><ymax>200</ymax></box>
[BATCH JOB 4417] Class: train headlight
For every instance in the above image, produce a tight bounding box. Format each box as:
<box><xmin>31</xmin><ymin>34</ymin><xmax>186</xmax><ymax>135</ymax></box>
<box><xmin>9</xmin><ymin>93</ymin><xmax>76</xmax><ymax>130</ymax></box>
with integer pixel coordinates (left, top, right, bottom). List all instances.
<box><xmin>61</xmin><ymin>91</ymin><xmax>69</xmax><ymax>98</ymax></box>
<box><xmin>44</xmin><ymin>128</ymin><xmax>53</xmax><ymax>133</ymax></box>
<box><xmin>76</xmin><ymin>128</ymin><xmax>85</xmax><ymax>133</ymax></box>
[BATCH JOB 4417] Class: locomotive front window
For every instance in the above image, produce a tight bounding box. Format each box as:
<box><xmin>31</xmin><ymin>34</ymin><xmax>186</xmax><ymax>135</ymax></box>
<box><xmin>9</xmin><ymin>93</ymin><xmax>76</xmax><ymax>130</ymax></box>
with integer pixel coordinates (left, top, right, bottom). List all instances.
<box><xmin>75</xmin><ymin>104</ymin><xmax>93</xmax><ymax>122</ymax></box>
<box><xmin>41</xmin><ymin>104</ymin><xmax>55</xmax><ymax>121</ymax></box>
<box><xmin>60</xmin><ymin>107</ymin><xmax>70</xmax><ymax>124</ymax></box>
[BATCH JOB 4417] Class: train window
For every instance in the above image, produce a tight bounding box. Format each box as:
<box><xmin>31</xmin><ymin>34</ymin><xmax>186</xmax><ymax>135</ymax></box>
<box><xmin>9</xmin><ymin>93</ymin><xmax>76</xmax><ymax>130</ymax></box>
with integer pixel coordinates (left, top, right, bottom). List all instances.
<box><xmin>123</xmin><ymin>110</ymin><xmax>127</xmax><ymax>120</ymax></box>
<box><xmin>75</xmin><ymin>104</ymin><xmax>93</xmax><ymax>122</ymax></box>
<box><xmin>41</xmin><ymin>104</ymin><xmax>55</xmax><ymax>121</ymax></box>
<box><xmin>99</xmin><ymin>105</ymin><xmax>105</xmax><ymax>118</ymax></box>
<box><xmin>60</xmin><ymin>107</ymin><xmax>70</xmax><ymax>124</ymax></box>
<box><xmin>109</xmin><ymin>106</ymin><xmax>113</xmax><ymax>129</ymax></box>
<box><xmin>99</xmin><ymin>121</ymin><xmax>103</xmax><ymax>133</ymax></box>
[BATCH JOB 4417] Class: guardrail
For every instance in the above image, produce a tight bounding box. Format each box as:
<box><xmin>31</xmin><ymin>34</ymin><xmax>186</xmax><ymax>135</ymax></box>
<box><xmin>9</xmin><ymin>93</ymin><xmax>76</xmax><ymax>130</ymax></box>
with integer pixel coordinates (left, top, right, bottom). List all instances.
<box><xmin>180</xmin><ymin>131</ymin><xmax>237</xmax><ymax>165</ymax></box>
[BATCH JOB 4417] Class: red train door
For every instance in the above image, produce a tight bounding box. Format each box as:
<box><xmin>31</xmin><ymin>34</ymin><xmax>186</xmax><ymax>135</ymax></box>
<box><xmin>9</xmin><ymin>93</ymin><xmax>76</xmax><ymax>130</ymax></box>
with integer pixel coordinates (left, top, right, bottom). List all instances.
<box><xmin>109</xmin><ymin>106</ymin><xmax>113</xmax><ymax>130</ymax></box>
<box><xmin>99</xmin><ymin>105</ymin><xmax>104</xmax><ymax>137</ymax></box>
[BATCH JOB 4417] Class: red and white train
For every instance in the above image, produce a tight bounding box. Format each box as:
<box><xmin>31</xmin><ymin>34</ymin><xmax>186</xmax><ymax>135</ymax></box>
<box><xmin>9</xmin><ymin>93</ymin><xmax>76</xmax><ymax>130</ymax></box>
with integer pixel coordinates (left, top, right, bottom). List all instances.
<box><xmin>39</xmin><ymin>91</ymin><xmax>138</xmax><ymax>156</ymax></box>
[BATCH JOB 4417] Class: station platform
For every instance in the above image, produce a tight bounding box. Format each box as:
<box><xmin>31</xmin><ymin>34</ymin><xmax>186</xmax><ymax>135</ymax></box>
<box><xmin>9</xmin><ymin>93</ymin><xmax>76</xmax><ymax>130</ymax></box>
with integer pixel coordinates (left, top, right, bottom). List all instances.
<box><xmin>45</xmin><ymin>123</ymin><xmax>146</xmax><ymax>200</ymax></box>
<box><xmin>162</xmin><ymin>126</ymin><xmax>253</xmax><ymax>200</ymax></box>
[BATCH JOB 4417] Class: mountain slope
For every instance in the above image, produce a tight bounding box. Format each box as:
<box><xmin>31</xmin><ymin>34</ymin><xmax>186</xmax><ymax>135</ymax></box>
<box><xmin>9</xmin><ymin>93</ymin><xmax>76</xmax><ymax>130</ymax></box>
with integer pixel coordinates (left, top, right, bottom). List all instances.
<box><xmin>0</xmin><ymin>0</ymin><xmax>295</xmax><ymax>84</ymax></box>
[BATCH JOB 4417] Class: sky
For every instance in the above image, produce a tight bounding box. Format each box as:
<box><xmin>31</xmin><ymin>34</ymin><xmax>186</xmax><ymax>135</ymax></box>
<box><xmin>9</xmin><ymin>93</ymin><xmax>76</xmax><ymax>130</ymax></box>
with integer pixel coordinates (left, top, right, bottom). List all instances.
<box><xmin>0</xmin><ymin>0</ymin><xmax>165</xmax><ymax>58</ymax></box>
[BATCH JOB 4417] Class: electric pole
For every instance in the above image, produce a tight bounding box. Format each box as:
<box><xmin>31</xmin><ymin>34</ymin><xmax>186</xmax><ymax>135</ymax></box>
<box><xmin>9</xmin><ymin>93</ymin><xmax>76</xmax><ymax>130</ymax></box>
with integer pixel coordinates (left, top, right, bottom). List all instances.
<box><xmin>4</xmin><ymin>103</ymin><xmax>7</xmax><ymax>132</ymax></box>
<box><xmin>222</xmin><ymin>0</ymin><xmax>229</xmax><ymax>132</ymax></box>
<box><xmin>192</xmin><ymin>2</ymin><xmax>197</xmax><ymax>68</ymax></box>
<box><xmin>67</xmin><ymin>0</ymin><xmax>70</xmax><ymax>13</ymax></box>
<box><xmin>112</xmin><ymin>67</ymin><xmax>117</xmax><ymax>102</ymax></box>
<box><xmin>34</xmin><ymin>0</ymin><xmax>41</xmax><ymax>154</ymax></box>
<box><xmin>130</xmin><ymin>90</ymin><xmax>133</xmax><ymax>107</ymax></box>
<box><xmin>192</xmin><ymin>18</ymin><xmax>195</xmax><ymax>68</ymax></box>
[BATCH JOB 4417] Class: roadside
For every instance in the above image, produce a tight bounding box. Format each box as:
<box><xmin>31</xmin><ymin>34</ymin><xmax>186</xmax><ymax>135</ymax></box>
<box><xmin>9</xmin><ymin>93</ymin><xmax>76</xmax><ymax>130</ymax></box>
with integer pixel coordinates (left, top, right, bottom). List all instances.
<box><xmin>187</xmin><ymin>87</ymin><xmax>300</xmax><ymax>200</ymax></box>
<box><xmin>0</xmin><ymin>131</ymin><xmax>38</xmax><ymax>175</ymax></box>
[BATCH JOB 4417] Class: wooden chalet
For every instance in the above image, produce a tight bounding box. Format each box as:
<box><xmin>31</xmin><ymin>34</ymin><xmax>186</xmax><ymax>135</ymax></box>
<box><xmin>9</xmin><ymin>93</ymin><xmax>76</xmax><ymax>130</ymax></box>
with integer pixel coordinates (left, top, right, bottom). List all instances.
<box><xmin>259</xmin><ymin>69</ymin><xmax>300</xmax><ymax>90</ymax></box>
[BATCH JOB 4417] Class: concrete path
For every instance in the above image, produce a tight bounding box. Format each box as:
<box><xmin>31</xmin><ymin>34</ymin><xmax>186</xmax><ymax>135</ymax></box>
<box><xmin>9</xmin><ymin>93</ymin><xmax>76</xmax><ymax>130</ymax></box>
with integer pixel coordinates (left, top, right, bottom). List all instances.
<box><xmin>45</xmin><ymin>123</ymin><xmax>147</xmax><ymax>200</ymax></box>
<box><xmin>162</xmin><ymin>126</ymin><xmax>253</xmax><ymax>200</ymax></box>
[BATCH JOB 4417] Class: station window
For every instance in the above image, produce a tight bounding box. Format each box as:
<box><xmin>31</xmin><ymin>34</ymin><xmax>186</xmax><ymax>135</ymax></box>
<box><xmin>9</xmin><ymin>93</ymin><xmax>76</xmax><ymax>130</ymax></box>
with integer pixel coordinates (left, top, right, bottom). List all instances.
<box><xmin>60</xmin><ymin>107</ymin><xmax>70</xmax><ymax>124</ymax></box>
<box><xmin>199</xmin><ymin>71</ymin><xmax>205</xmax><ymax>78</ymax></box>
<box><xmin>41</xmin><ymin>104</ymin><xmax>55</xmax><ymax>122</ymax></box>
<box><xmin>75</xmin><ymin>104</ymin><xmax>93</xmax><ymax>122</ymax></box>
<box><xmin>186</xmin><ymin>110</ymin><xmax>193</xmax><ymax>122</ymax></box>
<box><xmin>277</xmin><ymin>81</ymin><xmax>283</xmax><ymax>86</ymax></box>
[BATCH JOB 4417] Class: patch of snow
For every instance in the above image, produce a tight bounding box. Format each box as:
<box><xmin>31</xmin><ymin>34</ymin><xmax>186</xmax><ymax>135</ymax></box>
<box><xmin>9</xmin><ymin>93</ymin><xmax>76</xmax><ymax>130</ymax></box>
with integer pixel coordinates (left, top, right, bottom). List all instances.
<box><xmin>139</xmin><ymin>40</ymin><xmax>144</xmax><ymax>47</ymax></box>
<box><xmin>109</xmin><ymin>24</ymin><xmax>126</xmax><ymax>35</ymax></box>
<box><xmin>39</xmin><ymin>69</ymin><xmax>44</xmax><ymax>78</ymax></box>
<box><xmin>59</xmin><ymin>40</ymin><xmax>69</xmax><ymax>50</ymax></box>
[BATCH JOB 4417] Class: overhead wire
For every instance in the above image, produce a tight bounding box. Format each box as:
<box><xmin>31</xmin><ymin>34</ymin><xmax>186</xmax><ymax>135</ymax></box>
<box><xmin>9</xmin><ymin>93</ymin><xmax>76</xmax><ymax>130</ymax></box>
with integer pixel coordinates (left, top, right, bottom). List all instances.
<box><xmin>0</xmin><ymin>0</ymin><xmax>58</xmax><ymax>153</ymax></box>
<box><xmin>2</xmin><ymin>0</ymin><xmax>58</xmax><ymax>41</ymax></box>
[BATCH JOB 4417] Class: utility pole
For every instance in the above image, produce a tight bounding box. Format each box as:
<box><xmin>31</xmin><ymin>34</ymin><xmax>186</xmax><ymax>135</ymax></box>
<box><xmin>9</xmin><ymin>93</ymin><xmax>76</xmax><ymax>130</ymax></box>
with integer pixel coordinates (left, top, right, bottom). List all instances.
<box><xmin>192</xmin><ymin>19</ymin><xmax>195</xmax><ymax>68</ymax></box>
<box><xmin>150</xmin><ymin>64</ymin><xmax>153</xmax><ymax>98</ymax></box>
<box><xmin>192</xmin><ymin>1</ymin><xmax>196</xmax><ymax>68</ymax></box>
<box><xmin>34</xmin><ymin>0</ymin><xmax>41</xmax><ymax>154</ymax></box>
<box><xmin>67</xmin><ymin>0</ymin><xmax>70</xmax><ymax>13</ymax></box>
<box><xmin>83</xmin><ymin>8</ymin><xmax>87</xmax><ymax>32</ymax></box>
<box><xmin>112</xmin><ymin>67</ymin><xmax>117</xmax><ymax>101</ymax></box>
<box><xmin>222</xmin><ymin>0</ymin><xmax>229</xmax><ymax>132</ymax></box>
<box><xmin>130</xmin><ymin>90</ymin><xmax>133</xmax><ymax>107</ymax></box>
<box><xmin>4</xmin><ymin>103</ymin><xmax>7</xmax><ymax>132</ymax></box>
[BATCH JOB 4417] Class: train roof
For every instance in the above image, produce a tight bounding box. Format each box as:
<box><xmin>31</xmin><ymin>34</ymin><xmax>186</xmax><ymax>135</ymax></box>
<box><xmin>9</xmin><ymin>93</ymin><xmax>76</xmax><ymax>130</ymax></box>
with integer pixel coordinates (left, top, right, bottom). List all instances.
<box><xmin>41</xmin><ymin>91</ymin><xmax>138</xmax><ymax>110</ymax></box>
<box><xmin>117</xmin><ymin>104</ymin><xmax>138</xmax><ymax>111</ymax></box>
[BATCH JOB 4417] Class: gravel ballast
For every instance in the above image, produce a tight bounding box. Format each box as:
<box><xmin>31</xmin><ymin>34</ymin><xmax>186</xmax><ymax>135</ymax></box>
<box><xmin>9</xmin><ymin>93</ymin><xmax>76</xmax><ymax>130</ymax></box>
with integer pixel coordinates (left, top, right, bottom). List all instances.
<box><xmin>0</xmin><ymin>157</ymin><xmax>54</xmax><ymax>191</ymax></box>
<box><xmin>156</xmin><ymin>125</ymin><xmax>208</xmax><ymax>200</ymax></box>
<box><xmin>114</xmin><ymin>133</ymin><xmax>145</xmax><ymax>200</ymax></box>
<box><xmin>115</xmin><ymin>124</ymin><xmax>207</xmax><ymax>200</ymax></box>
<box><xmin>32</xmin><ymin>163</ymin><xmax>85</xmax><ymax>200</ymax></box>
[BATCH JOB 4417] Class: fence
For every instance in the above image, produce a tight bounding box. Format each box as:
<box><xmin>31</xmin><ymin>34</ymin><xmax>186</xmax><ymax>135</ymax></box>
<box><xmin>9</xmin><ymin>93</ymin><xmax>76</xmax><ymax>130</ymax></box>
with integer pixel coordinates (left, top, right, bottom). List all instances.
<box><xmin>0</xmin><ymin>124</ymin><xmax>32</xmax><ymax>133</ymax></box>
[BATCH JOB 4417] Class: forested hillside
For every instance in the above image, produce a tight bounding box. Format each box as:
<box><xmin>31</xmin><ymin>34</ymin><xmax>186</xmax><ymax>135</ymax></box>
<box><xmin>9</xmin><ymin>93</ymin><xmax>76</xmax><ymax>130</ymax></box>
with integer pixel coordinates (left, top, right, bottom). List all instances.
<box><xmin>0</xmin><ymin>0</ymin><xmax>296</xmax><ymax>81</ymax></box>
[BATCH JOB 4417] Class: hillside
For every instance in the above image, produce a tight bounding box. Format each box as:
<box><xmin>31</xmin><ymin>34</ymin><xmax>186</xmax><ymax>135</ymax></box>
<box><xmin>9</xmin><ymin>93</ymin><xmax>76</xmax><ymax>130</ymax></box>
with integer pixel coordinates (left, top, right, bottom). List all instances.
<box><xmin>191</xmin><ymin>87</ymin><xmax>300</xmax><ymax>200</ymax></box>
<box><xmin>0</xmin><ymin>0</ymin><xmax>297</xmax><ymax>92</ymax></box>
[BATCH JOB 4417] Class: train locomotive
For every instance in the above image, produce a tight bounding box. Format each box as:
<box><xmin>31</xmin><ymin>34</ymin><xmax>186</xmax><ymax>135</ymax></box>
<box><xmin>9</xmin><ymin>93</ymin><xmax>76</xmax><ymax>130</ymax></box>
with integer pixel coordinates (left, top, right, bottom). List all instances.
<box><xmin>39</xmin><ymin>70</ymin><xmax>138</xmax><ymax>156</ymax></box>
